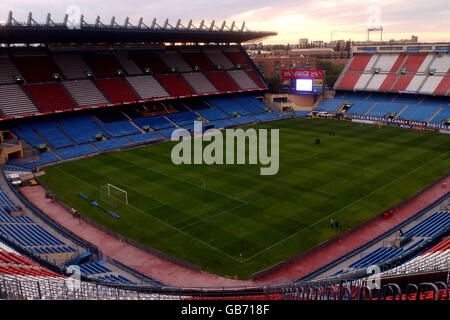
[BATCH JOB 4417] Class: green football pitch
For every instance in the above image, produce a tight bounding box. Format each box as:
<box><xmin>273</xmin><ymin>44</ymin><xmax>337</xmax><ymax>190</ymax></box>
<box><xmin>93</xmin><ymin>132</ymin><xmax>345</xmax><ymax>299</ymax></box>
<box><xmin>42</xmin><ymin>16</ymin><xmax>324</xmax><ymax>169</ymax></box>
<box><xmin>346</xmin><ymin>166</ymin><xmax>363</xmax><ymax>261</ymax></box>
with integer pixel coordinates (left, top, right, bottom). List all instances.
<box><xmin>39</xmin><ymin>118</ymin><xmax>450</xmax><ymax>279</ymax></box>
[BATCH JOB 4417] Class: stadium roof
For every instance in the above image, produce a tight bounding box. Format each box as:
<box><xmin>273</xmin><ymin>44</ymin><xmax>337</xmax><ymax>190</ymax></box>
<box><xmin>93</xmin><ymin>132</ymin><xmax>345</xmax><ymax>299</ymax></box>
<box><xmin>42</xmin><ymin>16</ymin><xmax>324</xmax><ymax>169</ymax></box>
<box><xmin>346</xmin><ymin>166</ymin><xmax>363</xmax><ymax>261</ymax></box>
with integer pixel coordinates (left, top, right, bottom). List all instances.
<box><xmin>0</xmin><ymin>12</ymin><xmax>277</xmax><ymax>44</ymax></box>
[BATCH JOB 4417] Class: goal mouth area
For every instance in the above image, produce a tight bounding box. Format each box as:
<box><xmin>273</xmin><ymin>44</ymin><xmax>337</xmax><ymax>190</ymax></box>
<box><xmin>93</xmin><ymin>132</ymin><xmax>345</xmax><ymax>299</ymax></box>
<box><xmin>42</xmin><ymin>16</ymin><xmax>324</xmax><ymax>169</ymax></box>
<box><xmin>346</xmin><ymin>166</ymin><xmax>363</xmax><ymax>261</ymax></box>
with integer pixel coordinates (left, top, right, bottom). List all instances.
<box><xmin>103</xmin><ymin>183</ymin><xmax>128</xmax><ymax>206</ymax></box>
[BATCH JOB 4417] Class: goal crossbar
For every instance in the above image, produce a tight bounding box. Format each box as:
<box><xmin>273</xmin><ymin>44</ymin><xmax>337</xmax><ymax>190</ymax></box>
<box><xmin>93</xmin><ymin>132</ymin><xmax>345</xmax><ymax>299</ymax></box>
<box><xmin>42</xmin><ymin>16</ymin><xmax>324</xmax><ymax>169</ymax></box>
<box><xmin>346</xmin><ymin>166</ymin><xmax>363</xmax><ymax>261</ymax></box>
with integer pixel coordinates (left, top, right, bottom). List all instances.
<box><xmin>106</xmin><ymin>183</ymin><xmax>128</xmax><ymax>205</ymax></box>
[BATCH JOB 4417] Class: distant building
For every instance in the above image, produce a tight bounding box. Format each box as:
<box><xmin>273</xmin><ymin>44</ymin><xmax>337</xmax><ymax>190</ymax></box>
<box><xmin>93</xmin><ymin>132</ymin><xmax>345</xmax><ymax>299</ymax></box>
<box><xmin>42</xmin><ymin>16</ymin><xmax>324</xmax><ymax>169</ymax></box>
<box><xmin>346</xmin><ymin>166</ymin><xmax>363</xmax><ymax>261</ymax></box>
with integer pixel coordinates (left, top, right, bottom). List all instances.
<box><xmin>328</xmin><ymin>40</ymin><xmax>346</xmax><ymax>49</ymax></box>
<box><xmin>312</xmin><ymin>40</ymin><xmax>324</xmax><ymax>48</ymax></box>
<box><xmin>299</xmin><ymin>38</ymin><xmax>309</xmax><ymax>48</ymax></box>
<box><xmin>249</xmin><ymin>55</ymin><xmax>317</xmax><ymax>78</ymax></box>
<box><xmin>288</xmin><ymin>48</ymin><xmax>349</xmax><ymax>59</ymax></box>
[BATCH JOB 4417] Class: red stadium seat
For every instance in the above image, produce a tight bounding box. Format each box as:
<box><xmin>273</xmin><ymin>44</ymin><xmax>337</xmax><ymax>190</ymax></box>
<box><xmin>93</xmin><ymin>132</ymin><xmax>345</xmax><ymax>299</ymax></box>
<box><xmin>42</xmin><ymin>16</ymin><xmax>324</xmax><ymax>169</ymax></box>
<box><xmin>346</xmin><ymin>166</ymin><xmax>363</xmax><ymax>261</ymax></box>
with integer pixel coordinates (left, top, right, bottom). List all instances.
<box><xmin>224</xmin><ymin>50</ymin><xmax>250</xmax><ymax>69</ymax></box>
<box><xmin>24</xmin><ymin>83</ymin><xmax>76</xmax><ymax>112</ymax></box>
<box><xmin>433</xmin><ymin>76</ymin><xmax>450</xmax><ymax>95</ymax></box>
<box><xmin>204</xmin><ymin>71</ymin><xmax>240</xmax><ymax>92</ymax></box>
<box><xmin>379</xmin><ymin>74</ymin><xmax>398</xmax><ymax>91</ymax></box>
<box><xmin>392</xmin><ymin>75</ymin><xmax>414</xmax><ymax>91</ymax></box>
<box><xmin>390</xmin><ymin>54</ymin><xmax>407</xmax><ymax>73</ymax></box>
<box><xmin>336</xmin><ymin>73</ymin><xmax>361</xmax><ymax>89</ymax></box>
<box><xmin>95</xmin><ymin>78</ymin><xmax>139</xmax><ymax>103</ymax></box>
<box><xmin>13</xmin><ymin>54</ymin><xmax>61</xmax><ymax>82</ymax></box>
<box><xmin>401</xmin><ymin>54</ymin><xmax>427</xmax><ymax>73</ymax></box>
<box><xmin>130</xmin><ymin>53</ymin><xmax>169</xmax><ymax>74</ymax></box>
<box><xmin>347</xmin><ymin>55</ymin><xmax>373</xmax><ymax>72</ymax></box>
<box><xmin>83</xmin><ymin>54</ymin><xmax>123</xmax><ymax>78</ymax></box>
<box><xmin>246</xmin><ymin>70</ymin><xmax>267</xmax><ymax>89</ymax></box>
<box><xmin>155</xmin><ymin>74</ymin><xmax>196</xmax><ymax>97</ymax></box>
<box><xmin>180</xmin><ymin>51</ymin><xmax>216</xmax><ymax>71</ymax></box>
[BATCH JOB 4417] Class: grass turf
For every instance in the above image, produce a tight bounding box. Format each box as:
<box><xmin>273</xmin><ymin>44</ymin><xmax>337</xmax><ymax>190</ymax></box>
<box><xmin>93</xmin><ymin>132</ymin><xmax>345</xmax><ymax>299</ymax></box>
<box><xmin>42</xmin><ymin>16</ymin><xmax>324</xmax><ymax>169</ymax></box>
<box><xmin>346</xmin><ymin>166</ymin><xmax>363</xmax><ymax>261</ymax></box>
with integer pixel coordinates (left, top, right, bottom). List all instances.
<box><xmin>39</xmin><ymin>118</ymin><xmax>450</xmax><ymax>279</ymax></box>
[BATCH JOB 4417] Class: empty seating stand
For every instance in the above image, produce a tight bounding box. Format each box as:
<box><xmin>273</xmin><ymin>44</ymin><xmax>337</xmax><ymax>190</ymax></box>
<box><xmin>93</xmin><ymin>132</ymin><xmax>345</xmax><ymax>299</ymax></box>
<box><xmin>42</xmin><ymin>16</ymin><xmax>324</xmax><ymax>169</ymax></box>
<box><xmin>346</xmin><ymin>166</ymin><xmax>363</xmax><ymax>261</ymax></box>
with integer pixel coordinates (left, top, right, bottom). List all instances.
<box><xmin>315</xmin><ymin>98</ymin><xmax>346</xmax><ymax>112</ymax></box>
<box><xmin>93</xmin><ymin>137</ymin><xmax>131</xmax><ymax>151</ymax></box>
<box><xmin>13</xmin><ymin>53</ymin><xmax>61</xmax><ymax>82</ymax></box>
<box><xmin>130</xmin><ymin>52</ymin><xmax>169</xmax><ymax>74</ymax></box>
<box><xmin>204</xmin><ymin>50</ymin><xmax>235</xmax><ymax>69</ymax></box>
<box><xmin>224</xmin><ymin>49</ymin><xmax>251</xmax><ymax>69</ymax></box>
<box><xmin>114</xmin><ymin>53</ymin><xmax>142</xmax><ymax>75</ymax></box>
<box><xmin>52</xmin><ymin>54</ymin><xmax>92</xmax><ymax>79</ymax></box>
<box><xmin>180</xmin><ymin>50</ymin><xmax>216</xmax><ymax>71</ymax></box>
<box><xmin>227</xmin><ymin>70</ymin><xmax>258</xmax><ymax>90</ymax></box>
<box><xmin>133</xmin><ymin>115</ymin><xmax>174</xmax><ymax>130</ymax></box>
<box><xmin>230</xmin><ymin>96</ymin><xmax>265</xmax><ymax>114</ymax></box>
<box><xmin>349</xmin><ymin>247</ymin><xmax>403</xmax><ymax>269</ymax></box>
<box><xmin>402</xmin><ymin>211</ymin><xmax>450</xmax><ymax>238</ymax></box>
<box><xmin>56</xmin><ymin>144</ymin><xmax>97</xmax><ymax>159</ymax></box>
<box><xmin>182</xmin><ymin>73</ymin><xmax>217</xmax><ymax>94</ymax></box>
<box><xmin>63</xmin><ymin>80</ymin><xmax>109</xmax><ymax>107</ymax></box>
<box><xmin>155</xmin><ymin>74</ymin><xmax>195</xmax><ymax>97</ymax></box>
<box><xmin>94</xmin><ymin>78</ymin><xmax>138</xmax><ymax>103</ymax></box>
<box><xmin>211</xmin><ymin>119</ymin><xmax>237</xmax><ymax>128</ymax></box>
<box><xmin>101</xmin><ymin>121</ymin><xmax>141</xmax><ymax>137</ymax></box>
<box><xmin>230</xmin><ymin>116</ymin><xmax>257</xmax><ymax>126</ymax></box>
<box><xmin>0</xmin><ymin>55</ymin><xmax>22</xmax><ymax>84</ymax></box>
<box><xmin>126</xmin><ymin>75</ymin><xmax>170</xmax><ymax>99</ymax></box>
<box><xmin>57</xmin><ymin>113</ymin><xmax>107</xmax><ymax>144</ymax></box>
<box><xmin>430</xmin><ymin>108</ymin><xmax>450</xmax><ymax>123</ymax></box>
<box><xmin>347</xmin><ymin>54</ymin><xmax>374</xmax><ymax>72</ymax></box>
<box><xmin>0</xmin><ymin>224</ymin><xmax>66</xmax><ymax>247</ymax></box>
<box><xmin>429</xmin><ymin>54</ymin><xmax>450</xmax><ymax>74</ymax></box>
<box><xmin>346</xmin><ymin>101</ymin><xmax>375</xmax><ymax>115</ymax></box>
<box><xmin>0</xmin><ymin>85</ymin><xmax>40</xmax><ymax>116</ymax></box>
<box><xmin>419</xmin><ymin>76</ymin><xmax>445</xmax><ymax>95</ymax></box>
<box><xmin>82</xmin><ymin>54</ymin><xmax>124</xmax><ymax>78</ymax></box>
<box><xmin>383</xmin><ymin>238</ymin><xmax>450</xmax><ymax>275</ymax></box>
<box><xmin>197</xmin><ymin>107</ymin><xmax>230</xmax><ymax>121</ymax></box>
<box><xmin>24</xmin><ymin>83</ymin><xmax>76</xmax><ymax>113</ymax></box>
<box><xmin>205</xmin><ymin>72</ymin><xmax>240</xmax><ymax>92</ymax></box>
<box><xmin>398</xmin><ymin>104</ymin><xmax>441</xmax><ymax>122</ymax></box>
<box><xmin>8</xmin><ymin>152</ymin><xmax>59</xmax><ymax>169</ymax></box>
<box><xmin>372</xmin><ymin>54</ymin><xmax>400</xmax><ymax>73</ymax></box>
<box><xmin>366</xmin><ymin>102</ymin><xmax>405</xmax><ymax>117</ymax></box>
<box><xmin>0</xmin><ymin>242</ymin><xmax>64</xmax><ymax>278</ymax></box>
<box><xmin>401</xmin><ymin>54</ymin><xmax>427</xmax><ymax>73</ymax></box>
<box><xmin>128</xmin><ymin>131</ymin><xmax>162</xmax><ymax>143</ymax></box>
<box><xmin>79</xmin><ymin>262</ymin><xmax>112</xmax><ymax>275</ymax></box>
<box><xmin>167</xmin><ymin>111</ymin><xmax>199</xmax><ymax>126</ymax></box>
<box><xmin>208</xmin><ymin>97</ymin><xmax>252</xmax><ymax>116</ymax></box>
<box><xmin>245</xmin><ymin>70</ymin><xmax>267</xmax><ymax>89</ymax></box>
<box><xmin>158</xmin><ymin>51</ymin><xmax>192</xmax><ymax>72</ymax></box>
<box><xmin>336</xmin><ymin>73</ymin><xmax>362</xmax><ymax>90</ymax></box>
<box><xmin>433</xmin><ymin>76</ymin><xmax>450</xmax><ymax>95</ymax></box>
<box><xmin>37</xmin><ymin>126</ymin><xmax>73</xmax><ymax>149</ymax></box>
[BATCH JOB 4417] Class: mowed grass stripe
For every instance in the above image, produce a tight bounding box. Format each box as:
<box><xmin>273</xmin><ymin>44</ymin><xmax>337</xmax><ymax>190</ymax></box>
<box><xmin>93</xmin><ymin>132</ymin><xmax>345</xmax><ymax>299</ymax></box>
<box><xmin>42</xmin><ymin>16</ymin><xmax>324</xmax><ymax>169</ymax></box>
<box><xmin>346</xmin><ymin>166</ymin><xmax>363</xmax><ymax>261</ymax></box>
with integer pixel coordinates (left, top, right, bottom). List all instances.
<box><xmin>39</xmin><ymin>118</ymin><xmax>450</xmax><ymax>278</ymax></box>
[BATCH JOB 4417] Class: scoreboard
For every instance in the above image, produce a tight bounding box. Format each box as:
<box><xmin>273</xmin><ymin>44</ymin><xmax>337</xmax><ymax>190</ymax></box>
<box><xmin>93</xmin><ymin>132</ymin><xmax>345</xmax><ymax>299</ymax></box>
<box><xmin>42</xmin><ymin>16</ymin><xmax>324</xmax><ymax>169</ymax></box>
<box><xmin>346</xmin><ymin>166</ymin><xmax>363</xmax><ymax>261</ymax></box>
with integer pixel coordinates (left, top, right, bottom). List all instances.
<box><xmin>282</xmin><ymin>69</ymin><xmax>324</xmax><ymax>95</ymax></box>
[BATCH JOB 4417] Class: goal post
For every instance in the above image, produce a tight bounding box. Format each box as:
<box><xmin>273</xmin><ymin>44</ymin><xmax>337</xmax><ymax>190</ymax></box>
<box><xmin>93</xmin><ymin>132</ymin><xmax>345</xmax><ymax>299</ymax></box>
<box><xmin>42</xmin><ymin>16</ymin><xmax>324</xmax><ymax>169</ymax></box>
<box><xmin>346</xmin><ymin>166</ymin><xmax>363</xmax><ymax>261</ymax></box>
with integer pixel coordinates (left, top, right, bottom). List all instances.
<box><xmin>106</xmin><ymin>183</ymin><xmax>128</xmax><ymax>205</ymax></box>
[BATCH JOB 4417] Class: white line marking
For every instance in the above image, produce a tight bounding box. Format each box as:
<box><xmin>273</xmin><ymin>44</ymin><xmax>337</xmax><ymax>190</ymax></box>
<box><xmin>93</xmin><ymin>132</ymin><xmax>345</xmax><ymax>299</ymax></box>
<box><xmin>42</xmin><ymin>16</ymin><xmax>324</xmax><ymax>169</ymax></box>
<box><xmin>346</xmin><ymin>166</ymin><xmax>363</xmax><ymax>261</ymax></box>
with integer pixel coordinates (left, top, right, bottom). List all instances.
<box><xmin>53</xmin><ymin>166</ymin><xmax>243</xmax><ymax>263</ymax></box>
<box><xmin>242</xmin><ymin>151</ymin><xmax>449</xmax><ymax>262</ymax></box>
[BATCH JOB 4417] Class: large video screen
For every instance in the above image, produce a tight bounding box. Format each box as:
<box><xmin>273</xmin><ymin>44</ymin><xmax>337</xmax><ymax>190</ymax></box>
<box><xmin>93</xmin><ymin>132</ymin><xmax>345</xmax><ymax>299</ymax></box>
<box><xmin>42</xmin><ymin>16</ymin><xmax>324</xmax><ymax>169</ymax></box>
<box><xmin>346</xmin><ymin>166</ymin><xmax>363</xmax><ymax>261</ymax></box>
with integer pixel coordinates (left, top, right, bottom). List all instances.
<box><xmin>282</xmin><ymin>69</ymin><xmax>324</xmax><ymax>95</ymax></box>
<box><xmin>295</xmin><ymin>79</ymin><xmax>313</xmax><ymax>92</ymax></box>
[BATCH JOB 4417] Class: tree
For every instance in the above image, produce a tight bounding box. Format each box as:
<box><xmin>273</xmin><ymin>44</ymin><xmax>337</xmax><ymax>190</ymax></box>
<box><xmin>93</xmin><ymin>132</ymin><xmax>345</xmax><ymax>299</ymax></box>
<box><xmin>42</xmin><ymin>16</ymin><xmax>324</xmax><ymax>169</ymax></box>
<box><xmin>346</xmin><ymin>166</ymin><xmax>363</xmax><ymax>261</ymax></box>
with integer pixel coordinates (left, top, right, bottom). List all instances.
<box><xmin>334</xmin><ymin>41</ymin><xmax>341</xmax><ymax>52</ymax></box>
<box><xmin>316</xmin><ymin>60</ymin><xmax>345</xmax><ymax>88</ymax></box>
<box><xmin>266</xmin><ymin>75</ymin><xmax>282</xmax><ymax>93</ymax></box>
<box><xmin>344</xmin><ymin>40</ymin><xmax>351</xmax><ymax>57</ymax></box>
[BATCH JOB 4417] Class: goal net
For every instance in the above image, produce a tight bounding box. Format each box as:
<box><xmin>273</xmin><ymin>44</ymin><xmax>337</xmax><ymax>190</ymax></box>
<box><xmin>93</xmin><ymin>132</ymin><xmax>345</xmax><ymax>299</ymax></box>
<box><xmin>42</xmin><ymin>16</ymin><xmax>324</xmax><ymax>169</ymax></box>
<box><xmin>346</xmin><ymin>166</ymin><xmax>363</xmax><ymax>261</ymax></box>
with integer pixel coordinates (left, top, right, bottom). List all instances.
<box><xmin>99</xmin><ymin>183</ymin><xmax>128</xmax><ymax>208</ymax></box>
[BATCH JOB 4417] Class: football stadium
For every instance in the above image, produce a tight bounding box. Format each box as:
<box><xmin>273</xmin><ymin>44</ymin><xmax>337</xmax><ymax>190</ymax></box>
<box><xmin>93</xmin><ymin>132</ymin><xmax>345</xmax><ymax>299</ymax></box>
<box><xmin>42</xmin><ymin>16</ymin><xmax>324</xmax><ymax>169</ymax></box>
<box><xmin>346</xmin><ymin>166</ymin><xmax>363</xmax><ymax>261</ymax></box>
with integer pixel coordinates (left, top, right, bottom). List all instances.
<box><xmin>0</xmin><ymin>5</ymin><xmax>449</xmax><ymax>306</ymax></box>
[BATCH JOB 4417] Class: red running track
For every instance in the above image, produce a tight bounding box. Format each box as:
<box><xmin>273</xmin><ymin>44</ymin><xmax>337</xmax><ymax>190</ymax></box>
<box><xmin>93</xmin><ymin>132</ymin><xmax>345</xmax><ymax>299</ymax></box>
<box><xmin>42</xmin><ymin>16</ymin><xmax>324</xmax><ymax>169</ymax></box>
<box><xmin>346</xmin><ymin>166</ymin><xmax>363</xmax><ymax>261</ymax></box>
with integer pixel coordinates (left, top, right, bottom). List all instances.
<box><xmin>21</xmin><ymin>175</ymin><xmax>450</xmax><ymax>287</ymax></box>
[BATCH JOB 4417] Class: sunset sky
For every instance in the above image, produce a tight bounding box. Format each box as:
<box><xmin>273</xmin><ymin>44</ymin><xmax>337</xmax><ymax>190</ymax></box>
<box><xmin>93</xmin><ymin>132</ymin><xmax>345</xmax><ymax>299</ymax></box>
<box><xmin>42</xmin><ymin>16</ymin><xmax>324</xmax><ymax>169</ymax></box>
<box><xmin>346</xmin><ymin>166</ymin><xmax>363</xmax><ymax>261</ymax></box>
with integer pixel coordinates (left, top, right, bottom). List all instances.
<box><xmin>1</xmin><ymin>0</ymin><xmax>449</xmax><ymax>44</ymax></box>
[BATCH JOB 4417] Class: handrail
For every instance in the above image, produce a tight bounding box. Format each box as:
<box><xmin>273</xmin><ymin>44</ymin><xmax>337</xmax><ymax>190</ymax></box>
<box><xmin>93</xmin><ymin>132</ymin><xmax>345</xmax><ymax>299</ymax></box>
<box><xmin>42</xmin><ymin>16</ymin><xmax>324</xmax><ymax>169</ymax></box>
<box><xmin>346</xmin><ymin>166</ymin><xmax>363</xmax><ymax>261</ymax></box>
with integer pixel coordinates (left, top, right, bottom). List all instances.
<box><xmin>417</xmin><ymin>282</ymin><xmax>440</xmax><ymax>301</ymax></box>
